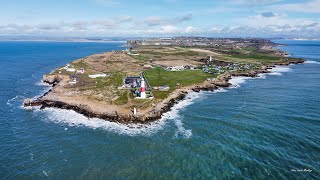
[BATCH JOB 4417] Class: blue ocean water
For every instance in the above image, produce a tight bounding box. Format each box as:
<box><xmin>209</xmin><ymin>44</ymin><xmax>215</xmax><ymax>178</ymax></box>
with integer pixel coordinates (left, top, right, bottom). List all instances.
<box><xmin>0</xmin><ymin>40</ymin><xmax>319</xmax><ymax>179</ymax></box>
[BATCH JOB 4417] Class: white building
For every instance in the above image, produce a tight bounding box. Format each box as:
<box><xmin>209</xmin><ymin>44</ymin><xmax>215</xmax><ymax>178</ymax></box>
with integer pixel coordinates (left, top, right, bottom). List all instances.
<box><xmin>140</xmin><ymin>78</ymin><xmax>146</xmax><ymax>98</ymax></box>
<box><xmin>66</xmin><ymin>68</ymin><xmax>76</xmax><ymax>72</ymax></box>
<box><xmin>77</xmin><ymin>68</ymin><xmax>85</xmax><ymax>74</ymax></box>
<box><xmin>68</xmin><ymin>78</ymin><xmax>77</xmax><ymax>84</ymax></box>
<box><xmin>166</xmin><ymin>65</ymin><xmax>185</xmax><ymax>71</ymax></box>
<box><xmin>88</xmin><ymin>74</ymin><xmax>109</xmax><ymax>78</ymax></box>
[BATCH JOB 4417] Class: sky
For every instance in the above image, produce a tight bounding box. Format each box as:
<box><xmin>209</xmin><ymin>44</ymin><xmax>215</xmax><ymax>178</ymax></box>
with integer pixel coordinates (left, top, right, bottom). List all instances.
<box><xmin>0</xmin><ymin>0</ymin><xmax>319</xmax><ymax>38</ymax></box>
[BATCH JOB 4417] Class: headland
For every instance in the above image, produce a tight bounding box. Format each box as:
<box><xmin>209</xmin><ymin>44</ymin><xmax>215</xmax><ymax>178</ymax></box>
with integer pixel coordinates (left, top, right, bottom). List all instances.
<box><xmin>24</xmin><ymin>37</ymin><xmax>305</xmax><ymax>123</ymax></box>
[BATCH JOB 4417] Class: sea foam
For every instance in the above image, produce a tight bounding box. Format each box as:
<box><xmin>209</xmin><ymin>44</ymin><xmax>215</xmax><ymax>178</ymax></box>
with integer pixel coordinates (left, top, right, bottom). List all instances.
<box><xmin>305</xmin><ymin>60</ymin><xmax>320</xmax><ymax>64</ymax></box>
<box><xmin>269</xmin><ymin>72</ymin><xmax>282</xmax><ymax>76</ymax></box>
<box><xmin>40</xmin><ymin>91</ymin><xmax>204</xmax><ymax>137</ymax></box>
<box><xmin>270</xmin><ymin>66</ymin><xmax>292</xmax><ymax>73</ymax></box>
<box><xmin>161</xmin><ymin>91</ymin><xmax>204</xmax><ymax>138</ymax></box>
<box><xmin>42</xmin><ymin>108</ymin><xmax>168</xmax><ymax>136</ymax></box>
<box><xmin>7</xmin><ymin>95</ymin><xmax>27</xmax><ymax>109</ymax></box>
<box><xmin>7</xmin><ymin>95</ymin><xmax>20</xmax><ymax>107</ymax></box>
<box><xmin>229</xmin><ymin>76</ymin><xmax>251</xmax><ymax>88</ymax></box>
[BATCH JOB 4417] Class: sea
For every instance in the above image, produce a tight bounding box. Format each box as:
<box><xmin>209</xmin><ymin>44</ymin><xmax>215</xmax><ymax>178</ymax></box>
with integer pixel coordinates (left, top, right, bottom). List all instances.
<box><xmin>0</xmin><ymin>40</ymin><xmax>319</xmax><ymax>179</ymax></box>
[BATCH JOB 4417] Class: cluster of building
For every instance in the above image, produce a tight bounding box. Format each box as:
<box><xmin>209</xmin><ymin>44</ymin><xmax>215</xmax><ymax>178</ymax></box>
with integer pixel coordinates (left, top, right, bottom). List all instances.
<box><xmin>60</xmin><ymin>64</ymin><xmax>85</xmax><ymax>74</ymax></box>
<box><xmin>128</xmin><ymin>37</ymin><xmax>275</xmax><ymax>48</ymax></box>
<box><xmin>165</xmin><ymin>65</ymin><xmax>198</xmax><ymax>71</ymax></box>
<box><xmin>122</xmin><ymin>76</ymin><xmax>142</xmax><ymax>88</ymax></box>
<box><xmin>202</xmin><ymin>63</ymin><xmax>256</xmax><ymax>74</ymax></box>
<box><xmin>60</xmin><ymin>64</ymin><xmax>112</xmax><ymax>84</ymax></box>
<box><xmin>122</xmin><ymin>48</ymin><xmax>140</xmax><ymax>56</ymax></box>
<box><xmin>122</xmin><ymin>76</ymin><xmax>152</xmax><ymax>99</ymax></box>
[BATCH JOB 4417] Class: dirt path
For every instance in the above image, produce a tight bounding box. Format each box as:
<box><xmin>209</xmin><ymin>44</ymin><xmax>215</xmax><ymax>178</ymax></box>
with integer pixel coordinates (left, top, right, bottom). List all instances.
<box><xmin>127</xmin><ymin>91</ymin><xmax>132</xmax><ymax>106</ymax></box>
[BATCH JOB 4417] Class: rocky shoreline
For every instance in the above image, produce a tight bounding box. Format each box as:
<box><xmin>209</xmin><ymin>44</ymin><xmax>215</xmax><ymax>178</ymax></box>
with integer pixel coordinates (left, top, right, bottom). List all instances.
<box><xmin>24</xmin><ymin>59</ymin><xmax>305</xmax><ymax>124</ymax></box>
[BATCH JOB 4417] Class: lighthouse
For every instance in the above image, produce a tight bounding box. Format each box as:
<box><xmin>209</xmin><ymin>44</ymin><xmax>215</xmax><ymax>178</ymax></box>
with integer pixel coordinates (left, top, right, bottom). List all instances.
<box><xmin>140</xmin><ymin>78</ymin><xmax>147</xmax><ymax>98</ymax></box>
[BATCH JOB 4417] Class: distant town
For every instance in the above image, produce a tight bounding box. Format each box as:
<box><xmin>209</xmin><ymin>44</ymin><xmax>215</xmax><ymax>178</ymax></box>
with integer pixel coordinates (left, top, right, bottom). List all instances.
<box><xmin>128</xmin><ymin>37</ymin><xmax>276</xmax><ymax>48</ymax></box>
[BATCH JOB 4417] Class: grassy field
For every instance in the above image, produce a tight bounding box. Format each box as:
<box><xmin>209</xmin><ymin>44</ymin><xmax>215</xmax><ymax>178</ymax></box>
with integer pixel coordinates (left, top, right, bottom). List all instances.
<box><xmin>128</xmin><ymin>54</ymin><xmax>148</xmax><ymax>62</ymax></box>
<box><xmin>135</xmin><ymin>45</ymin><xmax>289</xmax><ymax>66</ymax></box>
<box><xmin>114</xmin><ymin>91</ymin><xmax>128</xmax><ymax>105</ymax></box>
<box><xmin>152</xmin><ymin>90</ymin><xmax>171</xmax><ymax>100</ymax></box>
<box><xmin>71</xmin><ymin>60</ymin><xmax>89</xmax><ymax>69</ymax></box>
<box><xmin>145</xmin><ymin>67</ymin><xmax>214</xmax><ymax>89</ymax></box>
<box><xmin>208</xmin><ymin>53</ymin><xmax>284</xmax><ymax>64</ymax></box>
<box><xmin>209</xmin><ymin>47</ymin><xmax>284</xmax><ymax>63</ymax></box>
<box><xmin>230</xmin><ymin>54</ymin><xmax>281</xmax><ymax>61</ymax></box>
<box><xmin>139</xmin><ymin>50</ymin><xmax>205</xmax><ymax>57</ymax></box>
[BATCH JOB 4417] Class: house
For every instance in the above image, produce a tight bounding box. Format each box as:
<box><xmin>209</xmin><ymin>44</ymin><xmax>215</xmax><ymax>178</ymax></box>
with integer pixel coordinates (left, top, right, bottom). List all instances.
<box><xmin>166</xmin><ymin>66</ymin><xmax>185</xmax><ymax>71</ymax></box>
<box><xmin>77</xmin><ymin>68</ymin><xmax>85</xmax><ymax>74</ymax></box>
<box><xmin>66</xmin><ymin>67</ymin><xmax>76</xmax><ymax>72</ymax></box>
<box><xmin>88</xmin><ymin>74</ymin><xmax>110</xmax><ymax>78</ymax></box>
<box><xmin>68</xmin><ymin>77</ymin><xmax>77</xmax><ymax>84</ymax></box>
<box><xmin>123</xmin><ymin>76</ymin><xmax>141</xmax><ymax>88</ymax></box>
<box><xmin>60</xmin><ymin>64</ymin><xmax>76</xmax><ymax>72</ymax></box>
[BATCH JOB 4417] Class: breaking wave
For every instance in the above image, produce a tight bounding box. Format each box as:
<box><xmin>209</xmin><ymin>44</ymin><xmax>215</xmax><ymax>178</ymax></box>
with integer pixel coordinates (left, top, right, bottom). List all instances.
<box><xmin>227</xmin><ymin>65</ymin><xmax>293</xmax><ymax>88</ymax></box>
<box><xmin>270</xmin><ymin>66</ymin><xmax>292</xmax><ymax>73</ymax></box>
<box><xmin>38</xmin><ymin>91</ymin><xmax>205</xmax><ymax>137</ymax></box>
<box><xmin>36</xmin><ymin>80</ymin><xmax>51</xmax><ymax>87</ymax></box>
<box><xmin>7</xmin><ymin>95</ymin><xmax>24</xmax><ymax>107</ymax></box>
<box><xmin>267</xmin><ymin>66</ymin><xmax>293</xmax><ymax>76</ymax></box>
<box><xmin>161</xmin><ymin>91</ymin><xmax>203</xmax><ymax>138</ymax></box>
<box><xmin>269</xmin><ymin>72</ymin><xmax>282</xmax><ymax>76</ymax></box>
<box><xmin>40</xmin><ymin>108</ymin><xmax>168</xmax><ymax>136</ymax></box>
<box><xmin>256</xmin><ymin>73</ymin><xmax>267</xmax><ymax>79</ymax></box>
<box><xmin>35</xmin><ymin>80</ymin><xmax>52</xmax><ymax>96</ymax></box>
<box><xmin>305</xmin><ymin>60</ymin><xmax>320</xmax><ymax>64</ymax></box>
<box><xmin>229</xmin><ymin>76</ymin><xmax>251</xmax><ymax>88</ymax></box>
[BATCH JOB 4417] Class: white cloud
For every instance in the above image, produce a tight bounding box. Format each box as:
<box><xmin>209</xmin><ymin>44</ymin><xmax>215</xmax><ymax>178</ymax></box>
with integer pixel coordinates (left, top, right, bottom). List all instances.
<box><xmin>95</xmin><ymin>0</ymin><xmax>120</xmax><ymax>7</ymax></box>
<box><xmin>144</xmin><ymin>16</ymin><xmax>166</xmax><ymax>26</ymax></box>
<box><xmin>233</xmin><ymin>0</ymin><xmax>280</xmax><ymax>5</ymax></box>
<box><xmin>273</xmin><ymin>0</ymin><xmax>320</xmax><ymax>13</ymax></box>
<box><xmin>185</xmin><ymin>26</ymin><xmax>196</xmax><ymax>33</ymax></box>
<box><xmin>0</xmin><ymin>10</ymin><xmax>319</xmax><ymax>38</ymax></box>
<box><xmin>243</xmin><ymin>13</ymin><xmax>316</xmax><ymax>27</ymax></box>
<box><xmin>144</xmin><ymin>13</ymin><xmax>192</xmax><ymax>26</ymax></box>
<box><xmin>160</xmin><ymin>25</ymin><xmax>178</xmax><ymax>33</ymax></box>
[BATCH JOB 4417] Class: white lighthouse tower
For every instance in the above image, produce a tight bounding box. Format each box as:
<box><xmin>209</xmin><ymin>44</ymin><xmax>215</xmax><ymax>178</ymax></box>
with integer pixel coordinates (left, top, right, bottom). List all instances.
<box><xmin>140</xmin><ymin>78</ymin><xmax>147</xmax><ymax>98</ymax></box>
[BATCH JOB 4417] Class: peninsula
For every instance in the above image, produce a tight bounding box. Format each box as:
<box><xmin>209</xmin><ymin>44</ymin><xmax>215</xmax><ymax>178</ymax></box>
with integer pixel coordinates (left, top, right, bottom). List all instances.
<box><xmin>24</xmin><ymin>37</ymin><xmax>305</xmax><ymax>123</ymax></box>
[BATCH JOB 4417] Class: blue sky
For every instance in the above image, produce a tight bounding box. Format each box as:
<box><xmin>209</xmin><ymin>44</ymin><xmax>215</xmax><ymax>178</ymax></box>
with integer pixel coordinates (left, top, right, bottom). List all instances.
<box><xmin>0</xmin><ymin>0</ymin><xmax>319</xmax><ymax>37</ymax></box>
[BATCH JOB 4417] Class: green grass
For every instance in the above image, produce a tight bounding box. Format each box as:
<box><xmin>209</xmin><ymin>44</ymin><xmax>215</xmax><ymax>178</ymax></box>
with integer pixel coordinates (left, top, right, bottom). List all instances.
<box><xmin>71</xmin><ymin>60</ymin><xmax>89</xmax><ymax>69</ymax></box>
<box><xmin>152</xmin><ymin>90</ymin><xmax>171</xmax><ymax>100</ymax></box>
<box><xmin>129</xmin><ymin>54</ymin><xmax>148</xmax><ymax>62</ymax></box>
<box><xmin>114</xmin><ymin>91</ymin><xmax>128</xmax><ymax>105</ymax></box>
<box><xmin>230</xmin><ymin>54</ymin><xmax>281</xmax><ymax>61</ymax></box>
<box><xmin>144</xmin><ymin>67</ymin><xmax>214</xmax><ymax>90</ymax></box>
<box><xmin>103</xmin><ymin>72</ymin><xmax>124</xmax><ymax>87</ymax></box>
<box><xmin>95</xmin><ymin>78</ymin><xmax>105</xmax><ymax>88</ymax></box>
<box><xmin>139</xmin><ymin>50</ymin><xmax>204</xmax><ymax>57</ymax></box>
<box><xmin>92</xmin><ymin>72</ymin><xmax>124</xmax><ymax>89</ymax></box>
